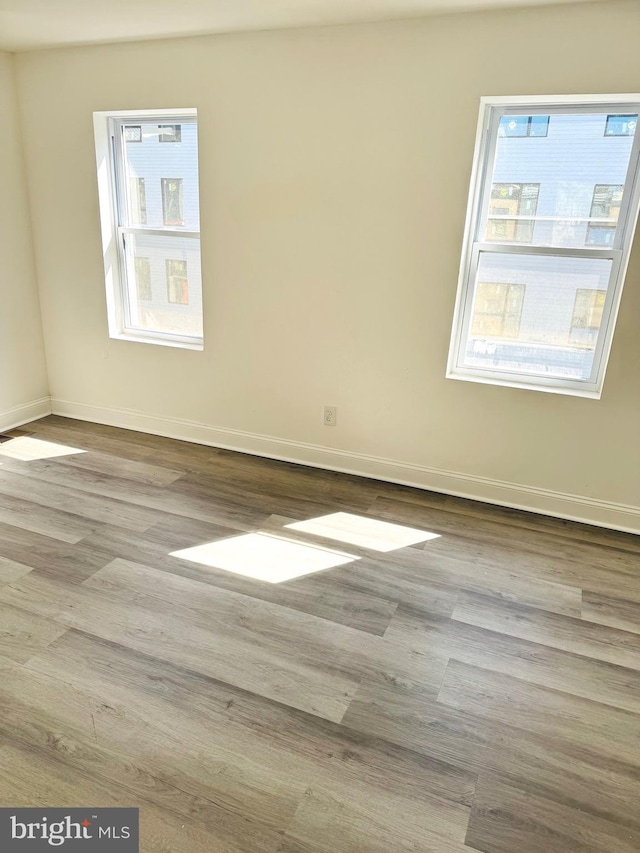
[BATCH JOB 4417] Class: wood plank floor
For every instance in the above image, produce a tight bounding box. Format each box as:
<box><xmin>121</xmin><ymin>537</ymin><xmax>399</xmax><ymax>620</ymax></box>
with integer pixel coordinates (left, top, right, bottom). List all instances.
<box><xmin>1</xmin><ymin>415</ymin><xmax>640</xmax><ymax>852</ymax></box>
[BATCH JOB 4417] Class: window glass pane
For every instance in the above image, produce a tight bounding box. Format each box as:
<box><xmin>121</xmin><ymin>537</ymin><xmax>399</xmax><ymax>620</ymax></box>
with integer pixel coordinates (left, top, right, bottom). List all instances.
<box><xmin>124</xmin><ymin>233</ymin><xmax>202</xmax><ymax>338</ymax></box>
<box><xmin>120</xmin><ymin>121</ymin><xmax>199</xmax><ymax>230</ymax></box>
<box><xmin>483</xmin><ymin>113</ymin><xmax>636</xmax><ymax>248</ymax></box>
<box><xmin>463</xmin><ymin>253</ymin><xmax>612</xmax><ymax>380</ymax></box>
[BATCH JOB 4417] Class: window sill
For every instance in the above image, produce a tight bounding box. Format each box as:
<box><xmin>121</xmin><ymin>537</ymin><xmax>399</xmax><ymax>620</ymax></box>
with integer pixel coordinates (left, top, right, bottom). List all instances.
<box><xmin>109</xmin><ymin>331</ymin><xmax>204</xmax><ymax>351</ymax></box>
<box><xmin>446</xmin><ymin>369</ymin><xmax>602</xmax><ymax>399</ymax></box>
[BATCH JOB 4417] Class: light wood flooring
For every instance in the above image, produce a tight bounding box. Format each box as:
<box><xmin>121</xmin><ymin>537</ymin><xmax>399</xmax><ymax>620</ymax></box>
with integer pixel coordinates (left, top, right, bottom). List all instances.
<box><xmin>1</xmin><ymin>415</ymin><xmax>640</xmax><ymax>852</ymax></box>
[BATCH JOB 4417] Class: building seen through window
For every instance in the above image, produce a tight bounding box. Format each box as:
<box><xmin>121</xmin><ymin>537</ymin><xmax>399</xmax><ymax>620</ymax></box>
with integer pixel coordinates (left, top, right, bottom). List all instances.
<box><xmin>586</xmin><ymin>184</ymin><xmax>623</xmax><ymax>246</ymax></box>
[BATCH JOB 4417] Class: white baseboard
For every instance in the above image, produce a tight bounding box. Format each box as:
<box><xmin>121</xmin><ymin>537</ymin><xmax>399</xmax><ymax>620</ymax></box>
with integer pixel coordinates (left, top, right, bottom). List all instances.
<box><xmin>0</xmin><ymin>396</ymin><xmax>52</xmax><ymax>432</ymax></box>
<box><xmin>51</xmin><ymin>397</ymin><xmax>640</xmax><ymax>535</ymax></box>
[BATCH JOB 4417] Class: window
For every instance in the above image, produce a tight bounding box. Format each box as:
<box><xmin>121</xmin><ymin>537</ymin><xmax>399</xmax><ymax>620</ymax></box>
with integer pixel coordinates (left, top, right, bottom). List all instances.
<box><xmin>487</xmin><ymin>183</ymin><xmax>540</xmax><ymax>243</ymax></box>
<box><xmin>448</xmin><ymin>96</ymin><xmax>640</xmax><ymax>397</ymax></box>
<box><xmin>499</xmin><ymin>115</ymin><xmax>549</xmax><ymax>138</ymax></box>
<box><xmin>93</xmin><ymin>109</ymin><xmax>203</xmax><ymax>348</ymax></box>
<box><xmin>605</xmin><ymin>115</ymin><xmax>637</xmax><ymax>137</ymax></box>
<box><xmin>159</xmin><ymin>124</ymin><xmax>182</xmax><ymax>142</ymax></box>
<box><xmin>161</xmin><ymin>178</ymin><xmax>184</xmax><ymax>226</ymax></box>
<box><xmin>124</xmin><ymin>125</ymin><xmax>141</xmax><ymax>143</ymax></box>
<box><xmin>166</xmin><ymin>259</ymin><xmax>188</xmax><ymax>304</ymax></box>
<box><xmin>134</xmin><ymin>257</ymin><xmax>152</xmax><ymax>301</ymax></box>
<box><xmin>128</xmin><ymin>177</ymin><xmax>147</xmax><ymax>225</ymax></box>
<box><xmin>586</xmin><ymin>184</ymin><xmax>623</xmax><ymax>246</ymax></box>
<box><xmin>471</xmin><ymin>282</ymin><xmax>525</xmax><ymax>338</ymax></box>
<box><xmin>570</xmin><ymin>289</ymin><xmax>606</xmax><ymax>345</ymax></box>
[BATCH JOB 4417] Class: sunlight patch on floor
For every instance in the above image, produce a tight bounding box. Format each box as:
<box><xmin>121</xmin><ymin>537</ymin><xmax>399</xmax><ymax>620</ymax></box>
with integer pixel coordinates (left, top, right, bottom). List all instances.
<box><xmin>285</xmin><ymin>512</ymin><xmax>440</xmax><ymax>552</ymax></box>
<box><xmin>170</xmin><ymin>532</ymin><xmax>358</xmax><ymax>583</ymax></box>
<box><xmin>0</xmin><ymin>436</ymin><xmax>87</xmax><ymax>461</ymax></box>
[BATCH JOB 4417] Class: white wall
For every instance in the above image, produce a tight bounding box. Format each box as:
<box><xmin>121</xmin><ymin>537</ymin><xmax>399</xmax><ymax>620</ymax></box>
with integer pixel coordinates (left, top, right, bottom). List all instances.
<box><xmin>0</xmin><ymin>51</ymin><xmax>49</xmax><ymax>428</ymax></box>
<box><xmin>14</xmin><ymin>0</ymin><xmax>640</xmax><ymax>530</ymax></box>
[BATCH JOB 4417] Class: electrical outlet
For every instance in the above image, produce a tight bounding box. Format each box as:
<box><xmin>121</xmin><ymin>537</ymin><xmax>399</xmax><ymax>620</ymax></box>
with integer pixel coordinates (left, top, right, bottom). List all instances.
<box><xmin>323</xmin><ymin>405</ymin><xmax>337</xmax><ymax>426</ymax></box>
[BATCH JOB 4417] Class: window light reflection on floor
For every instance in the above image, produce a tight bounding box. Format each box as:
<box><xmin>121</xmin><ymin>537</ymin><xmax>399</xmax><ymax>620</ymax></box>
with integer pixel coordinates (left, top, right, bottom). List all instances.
<box><xmin>0</xmin><ymin>437</ymin><xmax>87</xmax><ymax>461</ymax></box>
<box><xmin>170</xmin><ymin>532</ymin><xmax>358</xmax><ymax>583</ymax></box>
<box><xmin>285</xmin><ymin>512</ymin><xmax>440</xmax><ymax>552</ymax></box>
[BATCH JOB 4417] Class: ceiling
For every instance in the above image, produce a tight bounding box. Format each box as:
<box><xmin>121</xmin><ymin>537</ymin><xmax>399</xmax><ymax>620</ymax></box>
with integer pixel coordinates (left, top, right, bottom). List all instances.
<box><xmin>0</xmin><ymin>0</ymin><xmax>600</xmax><ymax>52</ymax></box>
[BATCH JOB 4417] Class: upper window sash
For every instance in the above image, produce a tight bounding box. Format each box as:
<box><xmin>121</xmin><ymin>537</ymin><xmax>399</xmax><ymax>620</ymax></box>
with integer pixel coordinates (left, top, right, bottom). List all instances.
<box><xmin>109</xmin><ymin>115</ymin><xmax>198</xmax><ymax>231</ymax></box>
<box><xmin>474</xmin><ymin>103</ymin><xmax>640</xmax><ymax>253</ymax></box>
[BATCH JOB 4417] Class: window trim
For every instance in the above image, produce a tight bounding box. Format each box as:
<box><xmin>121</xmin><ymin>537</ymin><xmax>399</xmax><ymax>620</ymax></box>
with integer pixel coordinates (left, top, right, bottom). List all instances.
<box><xmin>447</xmin><ymin>94</ymin><xmax>640</xmax><ymax>398</ymax></box>
<box><xmin>93</xmin><ymin>108</ymin><xmax>203</xmax><ymax>350</ymax></box>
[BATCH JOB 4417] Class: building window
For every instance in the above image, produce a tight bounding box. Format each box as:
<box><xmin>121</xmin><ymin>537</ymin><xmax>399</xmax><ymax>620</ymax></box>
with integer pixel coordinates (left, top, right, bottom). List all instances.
<box><xmin>161</xmin><ymin>178</ymin><xmax>184</xmax><ymax>226</ymax></box>
<box><xmin>471</xmin><ymin>282</ymin><xmax>525</xmax><ymax>339</ymax></box>
<box><xmin>448</xmin><ymin>96</ymin><xmax>640</xmax><ymax>397</ymax></box>
<box><xmin>124</xmin><ymin>125</ymin><xmax>142</xmax><ymax>142</ymax></box>
<box><xmin>586</xmin><ymin>184</ymin><xmax>623</xmax><ymax>247</ymax></box>
<box><xmin>498</xmin><ymin>115</ymin><xmax>549</xmax><ymax>138</ymax></box>
<box><xmin>134</xmin><ymin>257</ymin><xmax>152</xmax><ymax>301</ymax></box>
<box><xmin>159</xmin><ymin>124</ymin><xmax>182</xmax><ymax>142</ymax></box>
<box><xmin>167</xmin><ymin>259</ymin><xmax>189</xmax><ymax>304</ymax></box>
<box><xmin>570</xmin><ymin>289</ymin><xmax>606</xmax><ymax>346</ymax></box>
<box><xmin>605</xmin><ymin>115</ymin><xmax>637</xmax><ymax>137</ymax></box>
<box><xmin>93</xmin><ymin>109</ymin><xmax>203</xmax><ymax>348</ymax></box>
<box><xmin>128</xmin><ymin>177</ymin><xmax>147</xmax><ymax>225</ymax></box>
<box><xmin>487</xmin><ymin>183</ymin><xmax>540</xmax><ymax>243</ymax></box>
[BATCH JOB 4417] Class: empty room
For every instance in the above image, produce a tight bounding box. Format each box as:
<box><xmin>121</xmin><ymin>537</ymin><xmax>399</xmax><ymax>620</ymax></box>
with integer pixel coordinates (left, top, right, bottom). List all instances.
<box><xmin>1</xmin><ymin>0</ymin><xmax>639</xmax><ymax>850</ymax></box>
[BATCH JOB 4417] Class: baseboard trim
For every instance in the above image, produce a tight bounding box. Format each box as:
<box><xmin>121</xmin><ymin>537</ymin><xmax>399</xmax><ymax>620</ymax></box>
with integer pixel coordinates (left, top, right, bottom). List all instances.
<box><xmin>0</xmin><ymin>396</ymin><xmax>52</xmax><ymax>432</ymax></box>
<box><xmin>50</xmin><ymin>397</ymin><xmax>640</xmax><ymax>535</ymax></box>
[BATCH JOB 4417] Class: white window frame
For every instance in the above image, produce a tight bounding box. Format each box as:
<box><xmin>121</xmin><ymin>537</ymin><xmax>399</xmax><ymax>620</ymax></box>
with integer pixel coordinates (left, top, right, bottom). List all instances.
<box><xmin>447</xmin><ymin>94</ymin><xmax>640</xmax><ymax>398</ymax></box>
<box><xmin>93</xmin><ymin>108</ymin><xmax>203</xmax><ymax>350</ymax></box>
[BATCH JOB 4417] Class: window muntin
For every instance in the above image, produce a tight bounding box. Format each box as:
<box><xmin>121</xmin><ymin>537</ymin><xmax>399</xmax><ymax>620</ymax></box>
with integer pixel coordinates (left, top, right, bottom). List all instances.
<box><xmin>93</xmin><ymin>110</ymin><xmax>202</xmax><ymax>347</ymax></box>
<box><xmin>448</xmin><ymin>97</ymin><xmax>640</xmax><ymax>397</ymax></box>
